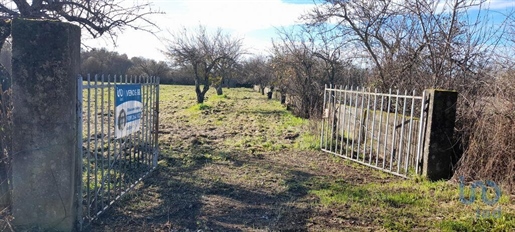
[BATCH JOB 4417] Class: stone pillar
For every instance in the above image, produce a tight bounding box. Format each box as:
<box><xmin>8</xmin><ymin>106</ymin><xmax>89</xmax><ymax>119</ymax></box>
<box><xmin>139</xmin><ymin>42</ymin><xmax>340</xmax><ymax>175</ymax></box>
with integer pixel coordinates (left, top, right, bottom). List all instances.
<box><xmin>422</xmin><ymin>89</ymin><xmax>458</xmax><ymax>180</ymax></box>
<box><xmin>11</xmin><ymin>19</ymin><xmax>81</xmax><ymax>231</ymax></box>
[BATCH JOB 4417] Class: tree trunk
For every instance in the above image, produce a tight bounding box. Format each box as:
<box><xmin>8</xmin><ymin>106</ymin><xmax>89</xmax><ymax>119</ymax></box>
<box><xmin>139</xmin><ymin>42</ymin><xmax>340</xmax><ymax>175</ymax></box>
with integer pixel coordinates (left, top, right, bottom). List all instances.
<box><xmin>195</xmin><ymin>82</ymin><xmax>206</xmax><ymax>104</ymax></box>
<box><xmin>280</xmin><ymin>93</ymin><xmax>286</xmax><ymax>104</ymax></box>
<box><xmin>267</xmin><ymin>86</ymin><xmax>274</xmax><ymax>99</ymax></box>
<box><xmin>216</xmin><ymin>85</ymin><xmax>223</xmax><ymax>95</ymax></box>
<box><xmin>260</xmin><ymin>87</ymin><xmax>265</xmax><ymax>95</ymax></box>
<box><xmin>196</xmin><ymin>91</ymin><xmax>205</xmax><ymax>103</ymax></box>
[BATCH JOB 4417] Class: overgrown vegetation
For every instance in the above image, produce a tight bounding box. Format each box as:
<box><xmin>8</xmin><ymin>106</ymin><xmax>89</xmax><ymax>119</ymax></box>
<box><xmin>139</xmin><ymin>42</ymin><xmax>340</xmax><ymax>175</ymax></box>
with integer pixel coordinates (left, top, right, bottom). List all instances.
<box><xmin>453</xmin><ymin>70</ymin><xmax>515</xmax><ymax>193</ymax></box>
<box><xmin>90</xmin><ymin>86</ymin><xmax>513</xmax><ymax>231</ymax></box>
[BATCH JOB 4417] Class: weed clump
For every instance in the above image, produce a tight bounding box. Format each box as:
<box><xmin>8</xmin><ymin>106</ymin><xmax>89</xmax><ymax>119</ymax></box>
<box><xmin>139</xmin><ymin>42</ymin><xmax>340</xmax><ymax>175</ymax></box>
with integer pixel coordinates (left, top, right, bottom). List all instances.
<box><xmin>189</xmin><ymin>103</ymin><xmax>211</xmax><ymax>111</ymax></box>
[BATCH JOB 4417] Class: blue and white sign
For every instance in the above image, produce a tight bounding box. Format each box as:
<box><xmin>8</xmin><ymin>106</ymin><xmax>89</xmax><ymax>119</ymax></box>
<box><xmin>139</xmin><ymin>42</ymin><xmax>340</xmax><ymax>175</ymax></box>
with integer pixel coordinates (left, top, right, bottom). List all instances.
<box><xmin>115</xmin><ymin>84</ymin><xmax>142</xmax><ymax>138</ymax></box>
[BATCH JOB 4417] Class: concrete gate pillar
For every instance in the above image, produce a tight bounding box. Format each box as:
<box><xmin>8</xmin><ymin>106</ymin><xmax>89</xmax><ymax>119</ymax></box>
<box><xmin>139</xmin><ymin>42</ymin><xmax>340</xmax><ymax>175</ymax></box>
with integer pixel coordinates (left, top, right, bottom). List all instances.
<box><xmin>422</xmin><ymin>89</ymin><xmax>458</xmax><ymax>180</ymax></box>
<box><xmin>10</xmin><ymin>19</ymin><xmax>81</xmax><ymax>231</ymax></box>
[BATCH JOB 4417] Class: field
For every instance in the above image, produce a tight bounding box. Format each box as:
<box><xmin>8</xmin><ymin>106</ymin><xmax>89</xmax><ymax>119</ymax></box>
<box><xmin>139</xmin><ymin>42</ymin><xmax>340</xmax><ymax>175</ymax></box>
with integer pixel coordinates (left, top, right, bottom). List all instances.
<box><xmin>90</xmin><ymin>85</ymin><xmax>514</xmax><ymax>231</ymax></box>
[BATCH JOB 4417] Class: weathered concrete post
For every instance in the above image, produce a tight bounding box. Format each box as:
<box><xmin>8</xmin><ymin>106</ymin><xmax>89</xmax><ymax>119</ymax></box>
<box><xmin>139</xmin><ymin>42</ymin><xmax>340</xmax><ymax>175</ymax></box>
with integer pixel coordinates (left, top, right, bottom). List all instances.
<box><xmin>422</xmin><ymin>89</ymin><xmax>458</xmax><ymax>180</ymax></box>
<box><xmin>10</xmin><ymin>19</ymin><xmax>81</xmax><ymax>231</ymax></box>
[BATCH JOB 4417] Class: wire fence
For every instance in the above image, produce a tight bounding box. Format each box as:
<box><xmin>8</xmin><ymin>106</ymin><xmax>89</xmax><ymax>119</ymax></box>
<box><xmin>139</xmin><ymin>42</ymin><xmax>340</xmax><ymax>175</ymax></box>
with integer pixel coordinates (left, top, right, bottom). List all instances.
<box><xmin>78</xmin><ymin>74</ymin><xmax>159</xmax><ymax>227</ymax></box>
<box><xmin>320</xmin><ymin>85</ymin><xmax>429</xmax><ymax>178</ymax></box>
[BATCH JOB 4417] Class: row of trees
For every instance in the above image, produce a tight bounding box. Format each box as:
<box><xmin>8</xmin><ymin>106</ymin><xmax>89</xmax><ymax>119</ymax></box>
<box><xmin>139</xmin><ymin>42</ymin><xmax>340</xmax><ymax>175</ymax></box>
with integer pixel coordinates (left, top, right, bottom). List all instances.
<box><xmin>162</xmin><ymin>24</ymin><xmax>368</xmax><ymax>116</ymax></box>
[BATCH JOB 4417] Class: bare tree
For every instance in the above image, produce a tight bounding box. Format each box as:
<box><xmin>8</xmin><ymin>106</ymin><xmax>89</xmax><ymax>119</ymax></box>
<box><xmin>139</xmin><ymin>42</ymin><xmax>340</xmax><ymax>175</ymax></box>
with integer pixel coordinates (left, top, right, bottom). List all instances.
<box><xmin>0</xmin><ymin>0</ymin><xmax>159</xmax><ymax>44</ymax></box>
<box><xmin>271</xmin><ymin>27</ymin><xmax>323</xmax><ymax>118</ymax></box>
<box><xmin>213</xmin><ymin>54</ymin><xmax>240</xmax><ymax>95</ymax></box>
<box><xmin>164</xmin><ymin>25</ymin><xmax>244</xmax><ymax>103</ymax></box>
<box><xmin>271</xmin><ymin>25</ymin><xmax>364</xmax><ymax>118</ymax></box>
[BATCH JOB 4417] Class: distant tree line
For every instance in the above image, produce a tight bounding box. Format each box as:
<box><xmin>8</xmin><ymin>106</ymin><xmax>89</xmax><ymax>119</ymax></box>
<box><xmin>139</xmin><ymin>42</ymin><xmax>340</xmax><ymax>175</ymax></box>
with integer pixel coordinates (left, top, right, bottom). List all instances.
<box><xmin>80</xmin><ymin>48</ymin><xmax>256</xmax><ymax>88</ymax></box>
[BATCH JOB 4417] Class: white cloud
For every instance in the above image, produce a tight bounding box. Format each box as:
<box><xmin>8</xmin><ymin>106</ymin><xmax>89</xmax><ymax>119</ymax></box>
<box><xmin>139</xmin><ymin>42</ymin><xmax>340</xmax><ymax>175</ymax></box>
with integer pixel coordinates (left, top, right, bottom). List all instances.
<box><xmin>486</xmin><ymin>0</ymin><xmax>515</xmax><ymax>9</ymax></box>
<box><xmin>83</xmin><ymin>0</ymin><xmax>315</xmax><ymax>61</ymax></box>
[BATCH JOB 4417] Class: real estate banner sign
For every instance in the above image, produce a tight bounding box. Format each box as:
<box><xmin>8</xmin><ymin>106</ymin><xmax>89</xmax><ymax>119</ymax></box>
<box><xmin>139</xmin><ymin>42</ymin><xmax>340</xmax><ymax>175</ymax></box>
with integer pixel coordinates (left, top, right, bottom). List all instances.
<box><xmin>115</xmin><ymin>84</ymin><xmax>142</xmax><ymax>138</ymax></box>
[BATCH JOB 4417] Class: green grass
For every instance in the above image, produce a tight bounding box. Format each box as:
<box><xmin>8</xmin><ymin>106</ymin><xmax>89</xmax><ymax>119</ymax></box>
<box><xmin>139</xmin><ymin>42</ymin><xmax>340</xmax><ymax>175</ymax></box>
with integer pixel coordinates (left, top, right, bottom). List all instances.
<box><xmin>188</xmin><ymin>103</ymin><xmax>211</xmax><ymax>111</ymax></box>
<box><xmin>308</xmin><ymin>172</ymin><xmax>514</xmax><ymax>231</ymax></box>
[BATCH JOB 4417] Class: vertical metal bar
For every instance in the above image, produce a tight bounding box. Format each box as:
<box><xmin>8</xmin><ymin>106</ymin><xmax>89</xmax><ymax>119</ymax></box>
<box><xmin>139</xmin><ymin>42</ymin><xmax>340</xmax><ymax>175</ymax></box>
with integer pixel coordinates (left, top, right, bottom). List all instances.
<box><xmin>415</xmin><ymin>90</ymin><xmax>427</xmax><ymax>175</ymax></box>
<box><xmin>136</xmin><ymin>76</ymin><xmax>142</xmax><ymax>165</ymax></box>
<box><xmin>329</xmin><ymin>85</ymin><xmax>335</xmax><ymax>153</ymax></box>
<box><xmin>369</xmin><ymin>89</ymin><xmax>377</xmax><ymax>165</ymax></box>
<box><xmin>141</xmin><ymin>77</ymin><xmax>145</xmax><ymax>165</ymax></box>
<box><xmin>107</xmin><ymin>75</ymin><xmax>112</xmax><ymax>205</ymax></box>
<box><xmin>86</xmin><ymin>74</ymin><xmax>92</xmax><ymax>219</ymax></box>
<box><xmin>125</xmin><ymin>74</ymin><xmax>130</xmax><ymax>191</ymax></box>
<box><xmin>397</xmin><ymin>90</ymin><xmax>408</xmax><ymax>174</ymax></box>
<box><xmin>112</xmin><ymin>75</ymin><xmax>119</xmax><ymax>202</ymax></box>
<box><xmin>326</xmin><ymin>86</ymin><xmax>332</xmax><ymax>152</ymax></box>
<box><xmin>147</xmin><ymin>77</ymin><xmax>152</xmax><ymax>166</ymax></box>
<box><xmin>325</xmin><ymin>88</ymin><xmax>331</xmax><ymax>151</ymax></box>
<box><xmin>329</xmin><ymin>85</ymin><xmax>336</xmax><ymax>152</ymax></box>
<box><xmin>153</xmin><ymin>77</ymin><xmax>160</xmax><ymax>167</ymax></box>
<box><xmin>320</xmin><ymin>85</ymin><xmax>327</xmax><ymax>150</ymax></box>
<box><xmin>127</xmin><ymin>76</ymin><xmax>132</xmax><ymax>169</ymax></box>
<box><xmin>376</xmin><ymin>92</ymin><xmax>384</xmax><ymax>166</ymax></box>
<box><xmin>133</xmin><ymin>76</ymin><xmax>139</xmax><ymax>165</ymax></box>
<box><xmin>145</xmin><ymin>77</ymin><xmax>150</xmax><ymax>166</ymax></box>
<box><xmin>363</xmin><ymin>88</ymin><xmax>371</xmax><ymax>162</ymax></box>
<box><xmin>100</xmin><ymin>74</ymin><xmax>105</xmax><ymax>211</ymax></box>
<box><xmin>128</xmin><ymin>75</ymin><xmax>133</xmax><ymax>184</ymax></box>
<box><xmin>356</xmin><ymin>87</ymin><xmax>365</xmax><ymax>160</ymax></box>
<box><xmin>148</xmin><ymin>76</ymin><xmax>153</xmax><ymax>166</ymax></box>
<box><xmin>118</xmin><ymin>75</ymin><xmax>124</xmax><ymax>196</ymax></box>
<box><xmin>93</xmin><ymin>74</ymin><xmax>99</xmax><ymax>212</ymax></box>
<box><xmin>76</xmin><ymin>75</ymin><xmax>84</xmax><ymax>229</ymax></box>
<box><xmin>339</xmin><ymin>86</ymin><xmax>346</xmax><ymax>155</ymax></box>
<box><xmin>383</xmin><ymin>89</ymin><xmax>391</xmax><ymax>169</ymax></box>
<box><xmin>406</xmin><ymin>90</ymin><xmax>416</xmax><ymax>174</ymax></box>
<box><xmin>345</xmin><ymin>86</ymin><xmax>353</xmax><ymax>158</ymax></box>
<box><xmin>143</xmin><ymin>77</ymin><xmax>147</xmax><ymax>166</ymax></box>
<box><xmin>333</xmin><ymin>86</ymin><xmax>338</xmax><ymax>154</ymax></box>
<box><xmin>141</xmin><ymin>76</ymin><xmax>146</xmax><ymax>165</ymax></box>
<box><xmin>336</xmin><ymin>86</ymin><xmax>343</xmax><ymax>154</ymax></box>
<box><xmin>390</xmin><ymin>90</ymin><xmax>399</xmax><ymax>171</ymax></box>
<box><xmin>351</xmin><ymin>87</ymin><xmax>359</xmax><ymax>159</ymax></box>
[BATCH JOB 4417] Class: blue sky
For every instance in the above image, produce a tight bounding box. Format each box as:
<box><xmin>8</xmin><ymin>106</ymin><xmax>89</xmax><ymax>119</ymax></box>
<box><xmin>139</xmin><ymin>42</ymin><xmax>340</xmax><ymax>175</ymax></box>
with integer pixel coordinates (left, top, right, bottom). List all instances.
<box><xmin>82</xmin><ymin>0</ymin><xmax>515</xmax><ymax>62</ymax></box>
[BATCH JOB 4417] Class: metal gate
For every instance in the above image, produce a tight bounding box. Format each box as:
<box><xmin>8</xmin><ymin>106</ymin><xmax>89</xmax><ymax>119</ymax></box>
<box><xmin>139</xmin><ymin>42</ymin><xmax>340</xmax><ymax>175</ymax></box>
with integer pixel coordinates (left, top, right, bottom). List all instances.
<box><xmin>320</xmin><ymin>85</ymin><xmax>429</xmax><ymax>178</ymax></box>
<box><xmin>77</xmin><ymin>74</ymin><xmax>159</xmax><ymax>228</ymax></box>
